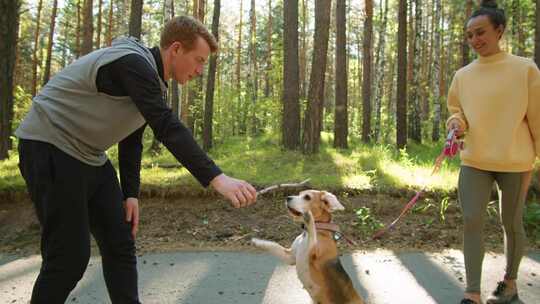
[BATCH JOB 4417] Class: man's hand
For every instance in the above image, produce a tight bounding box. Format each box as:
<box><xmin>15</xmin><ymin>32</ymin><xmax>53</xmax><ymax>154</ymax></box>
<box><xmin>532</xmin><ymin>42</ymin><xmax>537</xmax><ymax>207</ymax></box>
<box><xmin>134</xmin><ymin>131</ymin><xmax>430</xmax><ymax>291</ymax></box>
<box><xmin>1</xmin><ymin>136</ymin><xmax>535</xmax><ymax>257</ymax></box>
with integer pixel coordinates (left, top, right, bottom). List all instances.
<box><xmin>447</xmin><ymin>118</ymin><xmax>465</xmax><ymax>137</ymax></box>
<box><xmin>124</xmin><ymin>197</ymin><xmax>140</xmax><ymax>239</ymax></box>
<box><xmin>210</xmin><ymin>174</ymin><xmax>257</xmax><ymax>208</ymax></box>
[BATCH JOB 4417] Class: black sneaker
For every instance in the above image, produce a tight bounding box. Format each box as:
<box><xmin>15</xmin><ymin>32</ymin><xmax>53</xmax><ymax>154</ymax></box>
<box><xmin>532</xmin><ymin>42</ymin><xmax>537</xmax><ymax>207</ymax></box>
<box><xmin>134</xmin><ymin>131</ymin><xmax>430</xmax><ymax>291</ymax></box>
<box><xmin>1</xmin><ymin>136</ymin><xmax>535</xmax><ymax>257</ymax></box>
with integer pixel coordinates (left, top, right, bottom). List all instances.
<box><xmin>486</xmin><ymin>281</ymin><xmax>519</xmax><ymax>304</ymax></box>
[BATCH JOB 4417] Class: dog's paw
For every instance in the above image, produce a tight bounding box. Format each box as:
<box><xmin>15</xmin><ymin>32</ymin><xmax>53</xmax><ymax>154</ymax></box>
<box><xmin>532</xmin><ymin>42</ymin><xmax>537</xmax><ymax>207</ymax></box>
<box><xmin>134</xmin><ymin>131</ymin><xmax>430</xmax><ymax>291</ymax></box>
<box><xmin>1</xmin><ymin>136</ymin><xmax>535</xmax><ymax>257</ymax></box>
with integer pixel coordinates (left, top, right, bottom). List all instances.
<box><xmin>251</xmin><ymin>238</ymin><xmax>266</xmax><ymax>248</ymax></box>
<box><xmin>302</xmin><ymin>211</ymin><xmax>313</xmax><ymax>224</ymax></box>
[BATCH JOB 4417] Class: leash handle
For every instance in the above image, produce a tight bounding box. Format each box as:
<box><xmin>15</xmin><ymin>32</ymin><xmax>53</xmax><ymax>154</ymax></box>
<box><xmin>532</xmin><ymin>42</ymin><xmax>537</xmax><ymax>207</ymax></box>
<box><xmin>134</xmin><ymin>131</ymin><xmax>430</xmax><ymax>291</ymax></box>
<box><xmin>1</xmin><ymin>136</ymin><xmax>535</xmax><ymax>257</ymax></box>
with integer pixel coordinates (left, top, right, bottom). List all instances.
<box><xmin>372</xmin><ymin>129</ymin><xmax>460</xmax><ymax>240</ymax></box>
<box><xmin>444</xmin><ymin>128</ymin><xmax>462</xmax><ymax>158</ymax></box>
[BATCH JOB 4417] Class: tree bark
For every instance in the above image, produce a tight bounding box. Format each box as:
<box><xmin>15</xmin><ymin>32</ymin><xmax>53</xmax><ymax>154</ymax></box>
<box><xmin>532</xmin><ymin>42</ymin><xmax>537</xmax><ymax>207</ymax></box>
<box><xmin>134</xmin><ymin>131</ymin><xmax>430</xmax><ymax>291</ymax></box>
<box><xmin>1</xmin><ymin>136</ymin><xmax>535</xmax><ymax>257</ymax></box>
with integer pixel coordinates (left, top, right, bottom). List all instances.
<box><xmin>203</xmin><ymin>0</ymin><xmax>220</xmax><ymax>151</ymax></box>
<box><xmin>81</xmin><ymin>0</ymin><xmax>94</xmax><ymax>55</ymax></box>
<box><xmin>31</xmin><ymin>0</ymin><xmax>43</xmax><ymax>96</ymax></box>
<box><xmin>234</xmin><ymin>0</ymin><xmax>243</xmax><ymax>135</ymax></box>
<box><xmin>362</xmin><ymin>0</ymin><xmax>373</xmax><ymax>143</ymax></box>
<box><xmin>396</xmin><ymin>0</ymin><xmax>408</xmax><ymax>149</ymax></box>
<box><xmin>282</xmin><ymin>0</ymin><xmax>300</xmax><ymax>150</ymax></box>
<box><xmin>76</xmin><ymin>0</ymin><xmax>81</xmax><ymax>56</ymax></box>
<box><xmin>96</xmin><ymin>0</ymin><xmax>103</xmax><ymax>48</ymax></box>
<box><xmin>334</xmin><ymin>0</ymin><xmax>347</xmax><ymax>148</ymax></box>
<box><xmin>534</xmin><ymin>0</ymin><xmax>540</xmax><ymax>67</ymax></box>
<box><xmin>432</xmin><ymin>0</ymin><xmax>442</xmax><ymax>142</ymax></box>
<box><xmin>43</xmin><ymin>0</ymin><xmax>58</xmax><ymax>86</ymax></box>
<box><xmin>299</xmin><ymin>0</ymin><xmax>308</xmax><ymax>100</ymax></box>
<box><xmin>302</xmin><ymin>0</ymin><xmax>331</xmax><ymax>154</ymax></box>
<box><xmin>129</xmin><ymin>0</ymin><xmax>143</xmax><ymax>39</ymax></box>
<box><xmin>107</xmin><ymin>0</ymin><xmax>114</xmax><ymax>46</ymax></box>
<box><xmin>264</xmin><ymin>0</ymin><xmax>272</xmax><ymax>98</ymax></box>
<box><xmin>249</xmin><ymin>0</ymin><xmax>258</xmax><ymax>135</ymax></box>
<box><xmin>462</xmin><ymin>0</ymin><xmax>472</xmax><ymax>67</ymax></box>
<box><xmin>0</xmin><ymin>0</ymin><xmax>20</xmax><ymax>159</ymax></box>
<box><xmin>373</xmin><ymin>0</ymin><xmax>388</xmax><ymax>142</ymax></box>
<box><xmin>409</xmin><ymin>0</ymin><xmax>422</xmax><ymax>143</ymax></box>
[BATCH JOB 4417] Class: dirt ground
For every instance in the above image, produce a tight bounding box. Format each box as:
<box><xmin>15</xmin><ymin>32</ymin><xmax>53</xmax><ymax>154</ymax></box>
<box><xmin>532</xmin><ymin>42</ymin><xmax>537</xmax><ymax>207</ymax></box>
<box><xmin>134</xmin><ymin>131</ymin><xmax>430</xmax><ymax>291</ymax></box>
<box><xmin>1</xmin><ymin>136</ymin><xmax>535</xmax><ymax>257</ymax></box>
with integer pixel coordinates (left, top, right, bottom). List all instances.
<box><xmin>1</xmin><ymin>191</ymin><xmax>539</xmax><ymax>256</ymax></box>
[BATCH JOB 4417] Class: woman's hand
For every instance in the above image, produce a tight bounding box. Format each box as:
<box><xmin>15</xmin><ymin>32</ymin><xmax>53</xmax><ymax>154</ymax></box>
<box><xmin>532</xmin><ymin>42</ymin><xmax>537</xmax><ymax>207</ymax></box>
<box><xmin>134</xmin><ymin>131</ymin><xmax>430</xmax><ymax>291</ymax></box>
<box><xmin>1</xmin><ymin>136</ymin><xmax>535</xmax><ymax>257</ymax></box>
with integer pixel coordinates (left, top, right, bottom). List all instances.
<box><xmin>447</xmin><ymin>118</ymin><xmax>465</xmax><ymax>137</ymax></box>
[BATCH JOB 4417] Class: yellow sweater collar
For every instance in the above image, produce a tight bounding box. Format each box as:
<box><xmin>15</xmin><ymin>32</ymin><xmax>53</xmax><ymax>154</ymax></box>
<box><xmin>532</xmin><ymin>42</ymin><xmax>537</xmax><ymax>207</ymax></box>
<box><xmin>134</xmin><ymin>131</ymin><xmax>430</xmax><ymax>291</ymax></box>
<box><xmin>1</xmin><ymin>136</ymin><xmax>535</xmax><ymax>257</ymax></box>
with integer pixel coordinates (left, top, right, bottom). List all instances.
<box><xmin>477</xmin><ymin>51</ymin><xmax>508</xmax><ymax>64</ymax></box>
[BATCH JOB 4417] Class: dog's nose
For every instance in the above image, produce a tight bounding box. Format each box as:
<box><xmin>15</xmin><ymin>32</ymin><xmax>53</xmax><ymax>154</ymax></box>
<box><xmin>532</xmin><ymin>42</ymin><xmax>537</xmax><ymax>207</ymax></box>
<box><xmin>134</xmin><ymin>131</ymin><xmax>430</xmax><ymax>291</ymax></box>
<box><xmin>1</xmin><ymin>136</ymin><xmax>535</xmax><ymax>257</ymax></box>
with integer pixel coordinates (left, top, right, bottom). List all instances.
<box><xmin>286</xmin><ymin>196</ymin><xmax>293</xmax><ymax>202</ymax></box>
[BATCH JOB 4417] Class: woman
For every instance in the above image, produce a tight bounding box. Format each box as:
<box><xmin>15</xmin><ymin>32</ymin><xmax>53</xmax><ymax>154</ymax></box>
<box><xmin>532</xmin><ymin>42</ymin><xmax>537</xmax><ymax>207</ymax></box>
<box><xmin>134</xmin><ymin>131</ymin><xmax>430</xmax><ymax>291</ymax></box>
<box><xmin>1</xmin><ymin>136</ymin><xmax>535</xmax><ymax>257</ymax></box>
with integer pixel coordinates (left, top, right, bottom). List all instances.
<box><xmin>446</xmin><ymin>1</ymin><xmax>540</xmax><ymax>303</ymax></box>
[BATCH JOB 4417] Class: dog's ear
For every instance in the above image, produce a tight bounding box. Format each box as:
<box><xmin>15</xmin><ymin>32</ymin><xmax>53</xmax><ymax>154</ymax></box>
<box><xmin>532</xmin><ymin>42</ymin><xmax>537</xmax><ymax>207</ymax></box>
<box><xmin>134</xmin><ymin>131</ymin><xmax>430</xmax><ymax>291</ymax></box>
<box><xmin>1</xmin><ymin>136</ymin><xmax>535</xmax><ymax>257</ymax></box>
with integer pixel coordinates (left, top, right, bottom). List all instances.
<box><xmin>321</xmin><ymin>192</ymin><xmax>345</xmax><ymax>212</ymax></box>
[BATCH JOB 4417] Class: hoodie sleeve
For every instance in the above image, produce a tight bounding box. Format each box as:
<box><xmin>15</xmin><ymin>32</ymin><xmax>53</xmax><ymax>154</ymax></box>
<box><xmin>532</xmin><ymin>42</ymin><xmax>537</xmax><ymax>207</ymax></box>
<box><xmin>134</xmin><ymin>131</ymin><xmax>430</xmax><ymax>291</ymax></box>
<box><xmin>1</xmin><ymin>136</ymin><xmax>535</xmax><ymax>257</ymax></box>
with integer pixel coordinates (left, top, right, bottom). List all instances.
<box><xmin>527</xmin><ymin>62</ymin><xmax>540</xmax><ymax>159</ymax></box>
<box><xmin>446</xmin><ymin>72</ymin><xmax>469</xmax><ymax>131</ymax></box>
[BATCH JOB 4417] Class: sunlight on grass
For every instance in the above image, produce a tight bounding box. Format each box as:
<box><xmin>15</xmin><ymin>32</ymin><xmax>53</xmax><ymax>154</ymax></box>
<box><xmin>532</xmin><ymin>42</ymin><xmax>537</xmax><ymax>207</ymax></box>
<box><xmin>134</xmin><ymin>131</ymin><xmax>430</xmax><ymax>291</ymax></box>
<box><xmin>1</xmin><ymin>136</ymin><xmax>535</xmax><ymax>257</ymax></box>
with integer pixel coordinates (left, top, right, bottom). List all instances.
<box><xmin>0</xmin><ymin>132</ymin><xmax>462</xmax><ymax>194</ymax></box>
<box><xmin>341</xmin><ymin>174</ymin><xmax>372</xmax><ymax>189</ymax></box>
<box><xmin>141</xmin><ymin>166</ymin><xmax>195</xmax><ymax>187</ymax></box>
<box><xmin>384</xmin><ymin>162</ymin><xmax>458</xmax><ymax>190</ymax></box>
<box><xmin>0</xmin><ymin>150</ymin><xmax>25</xmax><ymax>191</ymax></box>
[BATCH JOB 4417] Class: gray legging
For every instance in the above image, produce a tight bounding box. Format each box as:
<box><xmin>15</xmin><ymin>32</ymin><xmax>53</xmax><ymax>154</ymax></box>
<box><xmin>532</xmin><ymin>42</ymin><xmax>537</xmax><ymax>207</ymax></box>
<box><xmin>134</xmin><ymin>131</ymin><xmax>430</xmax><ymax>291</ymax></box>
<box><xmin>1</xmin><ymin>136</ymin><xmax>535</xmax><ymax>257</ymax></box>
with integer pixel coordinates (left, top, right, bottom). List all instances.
<box><xmin>458</xmin><ymin>166</ymin><xmax>529</xmax><ymax>293</ymax></box>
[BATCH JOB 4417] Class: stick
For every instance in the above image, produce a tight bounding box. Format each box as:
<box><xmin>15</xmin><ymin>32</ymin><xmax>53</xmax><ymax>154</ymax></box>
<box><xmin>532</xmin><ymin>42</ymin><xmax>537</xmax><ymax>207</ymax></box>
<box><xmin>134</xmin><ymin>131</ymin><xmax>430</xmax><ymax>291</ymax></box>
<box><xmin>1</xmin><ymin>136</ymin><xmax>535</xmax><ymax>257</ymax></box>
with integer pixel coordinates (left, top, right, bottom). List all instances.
<box><xmin>257</xmin><ymin>178</ymin><xmax>311</xmax><ymax>195</ymax></box>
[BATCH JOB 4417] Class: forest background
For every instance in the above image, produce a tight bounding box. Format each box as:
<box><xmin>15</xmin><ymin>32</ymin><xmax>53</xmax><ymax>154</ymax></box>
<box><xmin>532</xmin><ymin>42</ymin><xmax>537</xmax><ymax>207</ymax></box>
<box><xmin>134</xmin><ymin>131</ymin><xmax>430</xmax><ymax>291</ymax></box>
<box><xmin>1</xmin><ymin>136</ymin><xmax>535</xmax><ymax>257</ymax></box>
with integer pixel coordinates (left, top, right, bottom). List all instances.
<box><xmin>1</xmin><ymin>0</ymin><xmax>540</xmax><ymax>251</ymax></box>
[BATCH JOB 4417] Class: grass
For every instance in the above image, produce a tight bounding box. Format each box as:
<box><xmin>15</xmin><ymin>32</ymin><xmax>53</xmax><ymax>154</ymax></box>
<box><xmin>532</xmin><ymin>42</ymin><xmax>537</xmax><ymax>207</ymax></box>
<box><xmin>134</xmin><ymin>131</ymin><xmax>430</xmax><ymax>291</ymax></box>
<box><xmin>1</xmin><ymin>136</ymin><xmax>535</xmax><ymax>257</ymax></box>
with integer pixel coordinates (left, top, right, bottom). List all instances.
<box><xmin>0</xmin><ymin>131</ymin><xmax>462</xmax><ymax>196</ymax></box>
<box><xmin>3</xmin><ymin>132</ymin><xmax>540</xmax><ymax>239</ymax></box>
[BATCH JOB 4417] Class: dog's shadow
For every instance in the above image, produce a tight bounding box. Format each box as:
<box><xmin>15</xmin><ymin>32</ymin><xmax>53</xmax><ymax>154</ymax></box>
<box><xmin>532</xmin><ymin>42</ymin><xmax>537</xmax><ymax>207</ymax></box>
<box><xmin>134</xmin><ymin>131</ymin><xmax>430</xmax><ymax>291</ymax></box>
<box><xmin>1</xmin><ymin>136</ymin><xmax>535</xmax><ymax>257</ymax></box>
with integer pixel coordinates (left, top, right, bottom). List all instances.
<box><xmin>340</xmin><ymin>254</ymin><xmax>370</xmax><ymax>300</ymax></box>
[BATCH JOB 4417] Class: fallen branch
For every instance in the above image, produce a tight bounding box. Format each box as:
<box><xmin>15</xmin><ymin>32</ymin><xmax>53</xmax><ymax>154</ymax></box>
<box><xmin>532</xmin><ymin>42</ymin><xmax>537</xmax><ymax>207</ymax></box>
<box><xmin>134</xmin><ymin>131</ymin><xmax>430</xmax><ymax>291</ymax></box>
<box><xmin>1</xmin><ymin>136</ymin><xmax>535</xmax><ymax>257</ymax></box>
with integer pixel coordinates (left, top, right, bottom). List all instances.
<box><xmin>257</xmin><ymin>179</ymin><xmax>311</xmax><ymax>195</ymax></box>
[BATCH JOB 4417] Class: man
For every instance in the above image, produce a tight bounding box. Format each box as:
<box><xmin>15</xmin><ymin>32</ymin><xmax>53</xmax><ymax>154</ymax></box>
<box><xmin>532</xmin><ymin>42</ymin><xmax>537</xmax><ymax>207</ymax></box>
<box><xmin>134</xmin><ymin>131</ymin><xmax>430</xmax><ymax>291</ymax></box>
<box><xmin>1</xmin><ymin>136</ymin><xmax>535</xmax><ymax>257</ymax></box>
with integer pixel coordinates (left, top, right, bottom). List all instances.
<box><xmin>16</xmin><ymin>16</ymin><xmax>257</xmax><ymax>304</ymax></box>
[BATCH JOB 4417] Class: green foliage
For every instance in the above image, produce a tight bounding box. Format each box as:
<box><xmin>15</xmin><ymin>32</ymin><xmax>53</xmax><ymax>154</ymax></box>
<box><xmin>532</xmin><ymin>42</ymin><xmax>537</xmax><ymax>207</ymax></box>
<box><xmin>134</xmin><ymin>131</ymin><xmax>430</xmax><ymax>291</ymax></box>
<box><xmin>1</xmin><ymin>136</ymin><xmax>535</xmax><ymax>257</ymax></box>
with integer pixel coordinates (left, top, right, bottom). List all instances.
<box><xmin>354</xmin><ymin>206</ymin><xmax>384</xmax><ymax>232</ymax></box>
<box><xmin>0</xmin><ymin>131</ymin><xmax>464</xmax><ymax>194</ymax></box>
<box><xmin>412</xmin><ymin>195</ymin><xmax>454</xmax><ymax>223</ymax></box>
<box><xmin>439</xmin><ymin>196</ymin><xmax>451</xmax><ymax>222</ymax></box>
<box><xmin>13</xmin><ymin>86</ymin><xmax>32</xmax><ymax>130</ymax></box>
<box><xmin>0</xmin><ymin>149</ymin><xmax>25</xmax><ymax>191</ymax></box>
<box><xmin>524</xmin><ymin>202</ymin><xmax>540</xmax><ymax>240</ymax></box>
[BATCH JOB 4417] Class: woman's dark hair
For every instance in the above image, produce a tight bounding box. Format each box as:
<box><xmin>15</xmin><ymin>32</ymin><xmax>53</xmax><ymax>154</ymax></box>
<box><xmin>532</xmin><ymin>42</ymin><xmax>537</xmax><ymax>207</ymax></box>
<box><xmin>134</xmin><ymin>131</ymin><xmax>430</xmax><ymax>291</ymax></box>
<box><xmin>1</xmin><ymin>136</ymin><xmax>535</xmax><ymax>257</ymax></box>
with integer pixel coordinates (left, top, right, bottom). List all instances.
<box><xmin>469</xmin><ymin>0</ymin><xmax>507</xmax><ymax>30</ymax></box>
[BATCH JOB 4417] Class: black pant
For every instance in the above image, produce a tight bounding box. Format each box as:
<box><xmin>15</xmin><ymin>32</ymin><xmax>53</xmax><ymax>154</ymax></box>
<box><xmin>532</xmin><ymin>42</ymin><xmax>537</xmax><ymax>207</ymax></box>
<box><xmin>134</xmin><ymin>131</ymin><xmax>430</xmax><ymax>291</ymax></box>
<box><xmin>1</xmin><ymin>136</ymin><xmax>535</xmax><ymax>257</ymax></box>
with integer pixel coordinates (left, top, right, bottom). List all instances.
<box><xmin>18</xmin><ymin>139</ymin><xmax>141</xmax><ymax>304</ymax></box>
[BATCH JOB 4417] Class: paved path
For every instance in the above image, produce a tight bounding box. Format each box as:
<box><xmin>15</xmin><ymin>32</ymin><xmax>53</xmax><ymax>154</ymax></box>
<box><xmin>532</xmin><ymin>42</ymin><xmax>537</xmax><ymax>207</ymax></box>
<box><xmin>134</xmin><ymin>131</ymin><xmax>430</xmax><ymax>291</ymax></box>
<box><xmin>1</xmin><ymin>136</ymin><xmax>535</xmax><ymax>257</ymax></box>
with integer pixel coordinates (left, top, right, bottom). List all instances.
<box><xmin>1</xmin><ymin>249</ymin><xmax>539</xmax><ymax>304</ymax></box>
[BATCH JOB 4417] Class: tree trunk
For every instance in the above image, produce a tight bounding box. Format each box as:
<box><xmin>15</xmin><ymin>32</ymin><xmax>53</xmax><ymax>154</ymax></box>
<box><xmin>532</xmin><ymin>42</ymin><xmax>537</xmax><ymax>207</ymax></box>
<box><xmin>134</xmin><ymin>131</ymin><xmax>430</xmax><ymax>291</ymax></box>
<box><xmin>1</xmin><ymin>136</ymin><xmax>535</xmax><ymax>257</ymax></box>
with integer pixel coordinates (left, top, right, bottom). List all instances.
<box><xmin>409</xmin><ymin>0</ymin><xmax>421</xmax><ymax>143</ymax></box>
<box><xmin>302</xmin><ymin>0</ymin><xmax>331</xmax><ymax>154</ymax></box>
<box><xmin>165</xmin><ymin>0</ymin><xmax>180</xmax><ymax>121</ymax></box>
<box><xmin>299</xmin><ymin>0</ymin><xmax>308</xmax><ymax>100</ymax></box>
<box><xmin>42</xmin><ymin>0</ymin><xmax>58</xmax><ymax>86</ymax></box>
<box><xmin>203</xmin><ymin>0</ymin><xmax>220</xmax><ymax>151</ymax></box>
<box><xmin>373</xmin><ymin>0</ymin><xmax>388</xmax><ymax>142</ymax></box>
<box><xmin>107</xmin><ymin>0</ymin><xmax>114</xmax><ymax>46</ymax></box>
<box><xmin>129</xmin><ymin>0</ymin><xmax>143</xmax><ymax>39</ymax></box>
<box><xmin>235</xmin><ymin>0</ymin><xmax>243</xmax><ymax>135</ymax></box>
<box><xmin>396</xmin><ymin>0</ymin><xmax>407</xmax><ymax>149</ymax></box>
<box><xmin>96</xmin><ymin>0</ymin><xmax>102</xmax><ymax>48</ymax></box>
<box><xmin>76</xmin><ymin>0</ymin><xmax>81</xmax><ymax>56</ymax></box>
<box><xmin>362</xmin><ymin>0</ymin><xmax>373</xmax><ymax>143</ymax></box>
<box><xmin>81</xmin><ymin>0</ymin><xmax>94</xmax><ymax>55</ymax></box>
<box><xmin>0</xmin><ymin>0</ymin><xmax>20</xmax><ymax>159</ymax></box>
<box><xmin>186</xmin><ymin>0</ymin><xmax>205</xmax><ymax>136</ymax></box>
<box><xmin>421</xmin><ymin>0</ymin><xmax>431</xmax><ymax>121</ymax></box>
<box><xmin>431</xmin><ymin>0</ymin><xmax>442</xmax><ymax>142</ymax></box>
<box><xmin>462</xmin><ymin>0</ymin><xmax>472</xmax><ymax>66</ymax></box>
<box><xmin>32</xmin><ymin>0</ymin><xmax>43</xmax><ymax>97</ymax></box>
<box><xmin>282</xmin><ymin>0</ymin><xmax>300</xmax><ymax>150</ymax></box>
<box><xmin>249</xmin><ymin>0</ymin><xmax>258</xmax><ymax>135</ymax></box>
<box><xmin>534</xmin><ymin>0</ymin><xmax>540</xmax><ymax>67</ymax></box>
<box><xmin>197</xmin><ymin>0</ymin><xmax>205</xmax><ymax>21</ymax></box>
<box><xmin>385</xmin><ymin>54</ymin><xmax>397</xmax><ymax>143</ymax></box>
<box><xmin>264</xmin><ymin>0</ymin><xmax>272</xmax><ymax>98</ymax></box>
<box><xmin>334</xmin><ymin>0</ymin><xmax>347</xmax><ymax>148</ymax></box>
<box><xmin>61</xmin><ymin>14</ymin><xmax>68</xmax><ymax>68</ymax></box>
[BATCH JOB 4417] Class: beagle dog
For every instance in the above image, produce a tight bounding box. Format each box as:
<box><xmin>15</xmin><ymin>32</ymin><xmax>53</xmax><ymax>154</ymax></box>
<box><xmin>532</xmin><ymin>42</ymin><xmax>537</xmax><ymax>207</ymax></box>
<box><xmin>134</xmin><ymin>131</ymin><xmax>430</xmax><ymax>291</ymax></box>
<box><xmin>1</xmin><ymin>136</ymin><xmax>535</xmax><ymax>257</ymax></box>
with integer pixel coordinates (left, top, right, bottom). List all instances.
<box><xmin>252</xmin><ymin>190</ymin><xmax>364</xmax><ymax>304</ymax></box>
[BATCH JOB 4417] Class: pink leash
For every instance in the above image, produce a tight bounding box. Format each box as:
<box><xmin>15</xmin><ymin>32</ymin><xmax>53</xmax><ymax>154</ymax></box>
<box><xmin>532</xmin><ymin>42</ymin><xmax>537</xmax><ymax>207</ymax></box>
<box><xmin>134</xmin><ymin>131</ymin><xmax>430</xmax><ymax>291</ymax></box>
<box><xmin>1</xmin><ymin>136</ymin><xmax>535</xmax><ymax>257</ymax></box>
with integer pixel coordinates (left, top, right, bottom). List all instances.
<box><xmin>372</xmin><ymin>129</ymin><xmax>461</xmax><ymax>240</ymax></box>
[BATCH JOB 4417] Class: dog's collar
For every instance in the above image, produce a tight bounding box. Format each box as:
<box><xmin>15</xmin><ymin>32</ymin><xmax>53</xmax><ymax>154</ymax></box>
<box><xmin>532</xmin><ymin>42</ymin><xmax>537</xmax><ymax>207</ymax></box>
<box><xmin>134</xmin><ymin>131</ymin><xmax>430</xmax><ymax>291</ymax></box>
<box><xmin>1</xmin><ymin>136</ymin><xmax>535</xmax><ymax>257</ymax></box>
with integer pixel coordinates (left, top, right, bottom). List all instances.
<box><xmin>315</xmin><ymin>222</ymin><xmax>341</xmax><ymax>233</ymax></box>
<box><xmin>301</xmin><ymin>222</ymin><xmax>357</xmax><ymax>246</ymax></box>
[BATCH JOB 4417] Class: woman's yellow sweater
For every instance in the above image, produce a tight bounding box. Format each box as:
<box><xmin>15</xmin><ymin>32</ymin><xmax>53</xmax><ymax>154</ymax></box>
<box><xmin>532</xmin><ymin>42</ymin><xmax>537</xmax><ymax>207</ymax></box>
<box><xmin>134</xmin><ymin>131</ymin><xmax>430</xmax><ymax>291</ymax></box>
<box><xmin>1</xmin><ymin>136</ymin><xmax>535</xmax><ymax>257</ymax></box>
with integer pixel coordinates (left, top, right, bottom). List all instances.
<box><xmin>447</xmin><ymin>51</ymin><xmax>540</xmax><ymax>172</ymax></box>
